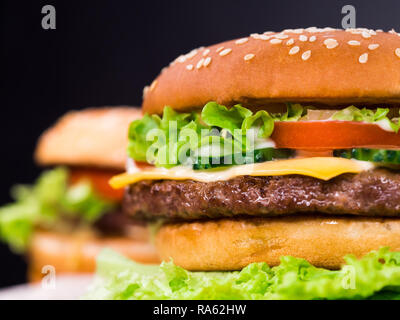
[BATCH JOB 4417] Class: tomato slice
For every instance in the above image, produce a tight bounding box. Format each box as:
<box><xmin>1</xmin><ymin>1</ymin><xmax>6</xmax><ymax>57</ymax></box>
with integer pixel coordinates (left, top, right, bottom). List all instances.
<box><xmin>69</xmin><ymin>168</ymin><xmax>124</xmax><ymax>201</ymax></box>
<box><xmin>133</xmin><ymin>161</ymin><xmax>154</xmax><ymax>170</ymax></box>
<box><xmin>272</xmin><ymin>121</ymin><xmax>400</xmax><ymax>150</ymax></box>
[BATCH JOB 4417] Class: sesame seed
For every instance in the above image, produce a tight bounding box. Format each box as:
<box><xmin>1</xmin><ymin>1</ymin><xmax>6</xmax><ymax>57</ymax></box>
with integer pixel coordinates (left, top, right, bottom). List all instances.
<box><xmin>203</xmin><ymin>57</ymin><xmax>212</xmax><ymax>67</ymax></box>
<box><xmin>216</xmin><ymin>46</ymin><xmax>224</xmax><ymax>53</ymax></box>
<box><xmin>324</xmin><ymin>38</ymin><xmax>338</xmax><ymax>49</ymax></box>
<box><xmin>270</xmin><ymin>38</ymin><xmax>282</xmax><ymax>44</ymax></box>
<box><xmin>176</xmin><ymin>55</ymin><xmax>186</xmax><ymax>63</ymax></box>
<box><xmin>359</xmin><ymin>53</ymin><xmax>368</xmax><ymax>64</ymax></box>
<box><xmin>299</xmin><ymin>35</ymin><xmax>308</xmax><ymax>42</ymax></box>
<box><xmin>186</xmin><ymin>64</ymin><xmax>193</xmax><ymax>70</ymax></box>
<box><xmin>250</xmin><ymin>33</ymin><xmax>261</xmax><ymax>39</ymax></box>
<box><xmin>244</xmin><ymin>53</ymin><xmax>255</xmax><ymax>61</ymax></box>
<box><xmin>143</xmin><ymin>86</ymin><xmax>149</xmax><ymax>98</ymax></box>
<box><xmin>196</xmin><ymin>58</ymin><xmax>204</xmax><ymax>69</ymax></box>
<box><xmin>368</xmin><ymin>44</ymin><xmax>379</xmax><ymax>50</ymax></box>
<box><xmin>289</xmin><ymin>46</ymin><xmax>300</xmax><ymax>55</ymax></box>
<box><xmin>259</xmin><ymin>34</ymin><xmax>270</xmax><ymax>40</ymax></box>
<box><xmin>302</xmin><ymin>50</ymin><xmax>311</xmax><ymax>61</ymax></box>
<box><xmin>286</xmin><ymin>38</ymin><xmax>295</xmax><ymax>46</ymax></box>
<box><xmin>395</xmin><ymin>48</ymin><xmax>400</xmax><ymax>58</ymax></box>
<box><xmin>309</xmin><ymin>36</ymin><xmax>316</xmax><ymax>42</ymax></box>
<box><xmin>219</xmin><ymin>48</ymin><xmax>232</xmax><ymax>56</ymax></box>
<box><xmin>235</xmin><ymin>37</ymin><xmax>249</xmax><ymax>45</ymax></box>
<box><xmin>150</xmin><ymin>80</ymin><xmax>157</xmax><ymax>91</ymax></box>
<box><xmin>186</xmin><ymin>49</ymin><xmax>198</xmax><ymax>59</ymax></box>
<box><xmin>305</xmin><ymin>27</ymin><xmax>318</xmax><ymax>32</ymax></box>
<box><xmin>275</xmin><ymin>34</ymin><xmax>289</xmax><ymax>39</ymax></box>
<box><xmin>362</xmin><ymin>31</ymin><xmax>371</xmax><ymax>38</ymax></box>
<box><xmin>202</xmin><ymin>49</ymin><xmax>210</xmax><ymax>56</ymax></box>
<box><xmin>348</xmin><ymin>40</ymin><xmax>361</xmax><ymax>46</ymax></box>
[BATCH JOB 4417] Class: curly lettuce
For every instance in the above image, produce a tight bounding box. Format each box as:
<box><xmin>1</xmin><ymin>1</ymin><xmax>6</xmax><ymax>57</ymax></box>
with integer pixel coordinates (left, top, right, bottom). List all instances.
<box><xmin>331</xmin><ymin>106</ymin><xmax>400</xmax><ymax>132</ymax></box>
<box><xmin>84</xmin><ymin>247</ymin><xmax>400</xmax><ymax>300</ymax></box>
<box><xmin>0</xmin><ymin>167</ymin><xmax>115</xmax><ymax>252</ymax></box>
<box><xmin>127</xmin><ymin>103</ymin><xmax>275</xmax><ymax>169</ymax></box>
<box><xmin>127</xmin><ymin>103</ymin><xmax>400</xmax><ymax>169</ymax></box>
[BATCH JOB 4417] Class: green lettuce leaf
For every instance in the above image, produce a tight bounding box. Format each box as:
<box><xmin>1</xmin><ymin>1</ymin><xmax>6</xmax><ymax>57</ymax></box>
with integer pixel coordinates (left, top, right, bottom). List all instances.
<box><xmin>0</xmin><ymin>167</ymin><xmax>115</xmax><ymax>252</ymax></box>
<box><xmin>201</xmin><ymin>102</ymin><xmax>252</xmax><ymax>134</ymax></box>
<box><xmin>331</xmin><ymin>106</ymin><xmax>400</xmax><ymax>132</ymax></box>
<box><xmin>160</xmin><ymin>106</ymin><xmax>192</xmax><ymax>131</ymax></box>
<box><xmin>127</xmin><ymin>102</ymin><xmax>275</xmax><ymax>169</ymax></box>
<box><xmin>84</xmin><ymin>247</ymin><xmax>400</xmax><ymax>300</ymax></box>
<box><xmin>127</xmin><ymin>114</ymin><xmax>160</xmax><ymax>162</ymax></box>
<box><xmin>242</xmin><ymin>110</ymin><xmax>274</xmax><ymax>139</ymax></box>
<box><xmin>279</xmin><ymin>103</ymin><xmax>306</xmax><ymax>121</ymax></box>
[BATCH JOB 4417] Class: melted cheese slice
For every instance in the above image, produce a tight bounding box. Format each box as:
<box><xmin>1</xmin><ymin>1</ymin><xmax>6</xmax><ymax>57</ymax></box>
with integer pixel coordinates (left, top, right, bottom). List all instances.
<box><xmin>109</xmin><ymin>157</ymin><xmax>374</xmax><ymax>189</ymax></box>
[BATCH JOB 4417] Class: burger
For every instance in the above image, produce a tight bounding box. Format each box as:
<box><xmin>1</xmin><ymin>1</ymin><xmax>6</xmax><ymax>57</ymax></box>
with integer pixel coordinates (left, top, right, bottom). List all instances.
<box><xmin>86</xmin><ymin>28</ymin><xmax>400</xmax><ymax>300</ymax></box>
<box><xmin>0</xmin><ymin>107</ymin><xmax>159</xmax><ymax>282</ymax></box>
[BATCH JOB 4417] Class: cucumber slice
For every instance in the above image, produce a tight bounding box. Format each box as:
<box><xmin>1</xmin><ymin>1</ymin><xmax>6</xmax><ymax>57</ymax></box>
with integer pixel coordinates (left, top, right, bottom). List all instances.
<box><xmin>334</xmin><ymin>148</ymin><xmax>400</xmax><ymax>165</ymax></box>
<box><xmin>192</xmin><ymin>148</ymin><xmax>294</xmax><ymax>170</ymax></box>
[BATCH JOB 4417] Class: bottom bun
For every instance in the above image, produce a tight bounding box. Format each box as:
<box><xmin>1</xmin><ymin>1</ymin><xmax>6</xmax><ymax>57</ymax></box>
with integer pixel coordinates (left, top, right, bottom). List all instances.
<box><xmin>28</xmin><ymin>230</ymin><xmax>160</xmax><ymax>282</ymax></box>
<box><xmin>156</xmin><ymin>216</ymin><xmax>400</xmax><ymax>271</ymax></box>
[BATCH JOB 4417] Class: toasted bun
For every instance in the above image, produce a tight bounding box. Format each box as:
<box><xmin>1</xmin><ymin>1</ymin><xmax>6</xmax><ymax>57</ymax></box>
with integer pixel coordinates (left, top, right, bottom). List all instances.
<box><xmin>143</xmin><ymin>28</ymin><xmax>400</xmax><ymax>114</ymax></box>
<box><xmin>35</xmin><ymin>107</ymin><xmax>142</xmax><ymax>170</ymax></box>
<box><xmin>156</xmin><ymin>216</ymin><xmax>400</xmax><ymax>270</ymax></box>
<box><xmin>28</xmin><ymin>230</ymin><xmax>160</xmax><ymax>282</ymax></box>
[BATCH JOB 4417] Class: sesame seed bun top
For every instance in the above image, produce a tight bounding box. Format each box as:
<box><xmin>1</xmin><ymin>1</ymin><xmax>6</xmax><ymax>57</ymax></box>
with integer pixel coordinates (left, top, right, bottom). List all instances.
<box><xmin>35</xmin><ymin>107</ymin><xmax>142</xmax><ymax>170</ymax></box>
<box><xmin>142</xmin><ymin>27</ymin><xmax>400</xmax><ymax>114</ymax></box>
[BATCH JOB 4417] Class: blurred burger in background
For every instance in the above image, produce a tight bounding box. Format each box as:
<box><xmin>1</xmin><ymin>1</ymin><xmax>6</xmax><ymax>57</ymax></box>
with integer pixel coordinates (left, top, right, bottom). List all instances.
<box><xmin>0</xmin><ymin>107</ymin><xmax>159</xmax><ymax>281</ymax></box>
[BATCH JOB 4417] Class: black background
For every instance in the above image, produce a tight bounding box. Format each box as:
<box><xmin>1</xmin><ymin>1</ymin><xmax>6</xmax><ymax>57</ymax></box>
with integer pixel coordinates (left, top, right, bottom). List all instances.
<box><xmin>1</xmin><ymin>0</ymin><xmax>400</xmax><ymax>288</ymax></box>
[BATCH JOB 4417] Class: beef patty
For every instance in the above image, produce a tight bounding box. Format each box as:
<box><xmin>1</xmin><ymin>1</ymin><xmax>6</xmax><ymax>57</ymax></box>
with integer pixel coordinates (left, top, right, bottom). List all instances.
<box><xmin>123</xmin><ymin>168</ymin><xmax>400</xmax><ymax>220</ymax></box>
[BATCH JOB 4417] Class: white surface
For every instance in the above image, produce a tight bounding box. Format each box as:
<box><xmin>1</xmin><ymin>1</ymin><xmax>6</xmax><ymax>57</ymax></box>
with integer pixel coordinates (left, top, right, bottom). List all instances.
<box><xmin>0</xmin><ymin>274</ymin><xmax>93</xmax><ymax>300</ymax></box>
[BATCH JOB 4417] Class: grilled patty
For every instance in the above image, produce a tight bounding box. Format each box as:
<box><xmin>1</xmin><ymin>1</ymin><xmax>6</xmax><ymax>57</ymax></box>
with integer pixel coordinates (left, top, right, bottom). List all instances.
<box><xmin>123</xmin><ymin>168</ymin><xmax>400</xmax><ymax>220</ymax></box>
